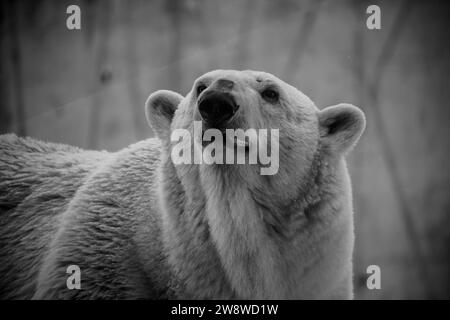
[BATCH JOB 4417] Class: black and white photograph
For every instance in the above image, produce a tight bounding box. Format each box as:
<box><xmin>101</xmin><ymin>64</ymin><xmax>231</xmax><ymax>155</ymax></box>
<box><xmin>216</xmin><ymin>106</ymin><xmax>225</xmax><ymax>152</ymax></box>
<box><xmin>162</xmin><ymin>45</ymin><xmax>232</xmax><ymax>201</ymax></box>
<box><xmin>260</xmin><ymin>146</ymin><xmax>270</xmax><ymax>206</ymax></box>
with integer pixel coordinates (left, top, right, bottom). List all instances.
<box><xmin>0</xmin><ymin>0</ymin><xmax>449</xmax><ymax>303</ymax></box>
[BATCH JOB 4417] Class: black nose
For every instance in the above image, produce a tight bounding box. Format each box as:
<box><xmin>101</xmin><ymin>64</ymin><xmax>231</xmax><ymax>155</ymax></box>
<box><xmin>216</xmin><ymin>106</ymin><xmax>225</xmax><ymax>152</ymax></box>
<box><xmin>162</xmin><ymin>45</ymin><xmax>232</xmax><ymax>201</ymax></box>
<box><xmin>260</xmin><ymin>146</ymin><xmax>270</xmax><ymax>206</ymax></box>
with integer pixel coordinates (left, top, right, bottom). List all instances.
<box><xmin>198</xmin><ymin>91</ymin><xmax>238</xmax><ymax>126</ymax></box>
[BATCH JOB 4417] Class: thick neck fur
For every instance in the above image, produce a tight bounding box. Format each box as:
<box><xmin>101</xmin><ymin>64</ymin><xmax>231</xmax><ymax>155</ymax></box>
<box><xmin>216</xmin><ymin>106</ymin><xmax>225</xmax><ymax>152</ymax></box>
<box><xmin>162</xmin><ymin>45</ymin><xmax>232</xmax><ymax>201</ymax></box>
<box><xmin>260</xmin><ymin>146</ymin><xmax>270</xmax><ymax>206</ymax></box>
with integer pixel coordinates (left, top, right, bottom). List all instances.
<box><xmin>159</xmin><ymin>145</ymin><xmax>347</xmax><ymax>299</ymax></box>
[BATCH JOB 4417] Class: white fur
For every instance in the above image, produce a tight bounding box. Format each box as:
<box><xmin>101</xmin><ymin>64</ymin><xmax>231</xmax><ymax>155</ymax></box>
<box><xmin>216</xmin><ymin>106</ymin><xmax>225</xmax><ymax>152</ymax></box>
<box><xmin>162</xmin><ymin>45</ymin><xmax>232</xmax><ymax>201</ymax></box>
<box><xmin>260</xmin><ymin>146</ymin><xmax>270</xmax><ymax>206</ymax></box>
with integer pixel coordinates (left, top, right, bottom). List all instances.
<box><xmin>0</xmin><ymin>70</ymin><xmax>365</xmax><ymax>299</ymax></box>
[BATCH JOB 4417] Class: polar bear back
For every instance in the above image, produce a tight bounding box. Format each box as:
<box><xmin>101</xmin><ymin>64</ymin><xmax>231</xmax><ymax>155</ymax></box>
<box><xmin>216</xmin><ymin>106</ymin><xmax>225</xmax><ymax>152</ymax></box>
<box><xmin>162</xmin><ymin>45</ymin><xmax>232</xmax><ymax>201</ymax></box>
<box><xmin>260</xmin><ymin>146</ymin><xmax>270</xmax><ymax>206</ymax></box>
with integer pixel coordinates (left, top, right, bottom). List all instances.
<box><xmin>0</xmin><ymin>134</ymin><xmax>169</xmax><ymax>299</ymax></box>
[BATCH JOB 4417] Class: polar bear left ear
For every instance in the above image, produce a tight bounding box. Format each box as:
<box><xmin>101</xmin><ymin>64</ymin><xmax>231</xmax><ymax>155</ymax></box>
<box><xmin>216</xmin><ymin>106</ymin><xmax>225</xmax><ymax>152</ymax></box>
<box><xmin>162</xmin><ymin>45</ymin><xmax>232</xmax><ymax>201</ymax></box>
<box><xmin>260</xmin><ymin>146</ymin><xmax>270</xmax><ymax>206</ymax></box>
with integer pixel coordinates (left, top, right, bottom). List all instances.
<box><xmin>318</xmin><ymin>103</ymin><xmax>366</xmax><ymax>155</ymax></box>
<box><xmin>145</xmin><ymin>90</ymin><xmax>183</xmax><ymax>141</ymax></box>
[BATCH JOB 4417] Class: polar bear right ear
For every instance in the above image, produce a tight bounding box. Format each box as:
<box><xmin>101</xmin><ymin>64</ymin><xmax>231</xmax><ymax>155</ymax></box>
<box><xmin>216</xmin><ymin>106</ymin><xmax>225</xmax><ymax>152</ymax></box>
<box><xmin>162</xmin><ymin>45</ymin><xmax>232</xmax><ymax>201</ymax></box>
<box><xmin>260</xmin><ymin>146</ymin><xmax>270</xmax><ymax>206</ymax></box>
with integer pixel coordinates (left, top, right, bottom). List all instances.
<box><xmin>145</xmin><ymin>90</ymin><xmax>183</xmax><ymax>141</ymax></box>
<box><xmin>318</xmin><ymin>103</ymin><xmax>366</xmax><ymax>155</ymax></box>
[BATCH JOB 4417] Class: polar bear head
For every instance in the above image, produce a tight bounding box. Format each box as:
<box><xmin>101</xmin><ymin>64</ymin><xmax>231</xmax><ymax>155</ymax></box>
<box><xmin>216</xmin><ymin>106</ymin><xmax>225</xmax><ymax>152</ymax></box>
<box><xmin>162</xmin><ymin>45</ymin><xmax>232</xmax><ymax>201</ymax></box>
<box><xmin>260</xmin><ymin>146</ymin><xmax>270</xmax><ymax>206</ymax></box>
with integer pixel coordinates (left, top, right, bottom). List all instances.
<box><xmin>146</xmin><ymin>70</ymin><xmax>365</xmax><ymax>205</ymax></box>
<box><xmin>145</xmin><ymin>70</ymin><xmax>365</xmax><ymax>299</ymax></box>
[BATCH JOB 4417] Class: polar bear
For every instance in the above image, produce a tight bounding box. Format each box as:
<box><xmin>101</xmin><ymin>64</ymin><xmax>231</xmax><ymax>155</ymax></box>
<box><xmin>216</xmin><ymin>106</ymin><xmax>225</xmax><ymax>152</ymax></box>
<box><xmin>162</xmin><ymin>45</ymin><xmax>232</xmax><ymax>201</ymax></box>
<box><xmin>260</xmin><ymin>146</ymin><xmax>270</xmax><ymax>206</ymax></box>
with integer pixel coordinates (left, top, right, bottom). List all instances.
<box><xmin>0</xmin><ymin>70</ymin><xmax>365</xmax><ymax>299</ymax></box>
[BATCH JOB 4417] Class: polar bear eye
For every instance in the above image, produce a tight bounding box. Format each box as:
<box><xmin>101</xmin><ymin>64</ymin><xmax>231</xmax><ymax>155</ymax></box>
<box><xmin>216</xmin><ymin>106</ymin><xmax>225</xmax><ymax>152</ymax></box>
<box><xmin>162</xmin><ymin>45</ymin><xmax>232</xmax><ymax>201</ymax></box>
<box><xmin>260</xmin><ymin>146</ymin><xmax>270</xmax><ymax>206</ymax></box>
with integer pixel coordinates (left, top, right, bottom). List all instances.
<box><xmin>261</xmin><ymin>89</ymin><xmax>279</xmax><ymax>102</ymax></box>
<box><xmin>197</xmin><ymin>84</ymin><xmax>207</xmax><ymax>96</ymax></box>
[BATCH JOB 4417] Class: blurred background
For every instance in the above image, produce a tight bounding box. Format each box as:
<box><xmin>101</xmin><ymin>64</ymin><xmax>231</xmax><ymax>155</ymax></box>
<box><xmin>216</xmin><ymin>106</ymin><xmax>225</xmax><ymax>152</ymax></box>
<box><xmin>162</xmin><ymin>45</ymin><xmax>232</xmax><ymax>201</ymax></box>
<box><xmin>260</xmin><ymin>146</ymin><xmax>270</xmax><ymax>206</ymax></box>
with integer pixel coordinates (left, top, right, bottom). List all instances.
<box><xmin>0</xmin><ymin>0</ymin><xmax>449</xmax><ymax>299</ymax></box>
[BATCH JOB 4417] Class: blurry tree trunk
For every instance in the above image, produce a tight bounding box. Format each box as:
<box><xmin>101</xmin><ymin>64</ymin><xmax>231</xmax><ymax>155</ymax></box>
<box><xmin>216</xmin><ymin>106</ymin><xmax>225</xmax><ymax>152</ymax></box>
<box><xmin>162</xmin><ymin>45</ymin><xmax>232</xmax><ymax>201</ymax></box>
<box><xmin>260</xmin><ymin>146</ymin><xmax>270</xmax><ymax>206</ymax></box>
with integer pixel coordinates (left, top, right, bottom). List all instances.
<box><xmin>199</xmin><ymin>1</ymin><xmax>216</xmax><ymax>71</ymax></box>
<box><xmin>361</xmin><ymin>0</ymin><xmax>434</xmax><ymax>298</ymax></box>
<box><xmin>124</xmin><ymin>1</ymin><xmax>147</xmax><ymax>140</ymax></box>
<box><xmin>87</xmin><ymin>0</ymin><xmax>112</xmax><ymax>149</ymax></box>
<box><xmin>351</xmin><ymin>0</ymin><xmax>368</xmax><ymax>294</ymax></box>
<box><xmin>5</xmin><ymin>0</ymin><xmax>26</xmax><ymax>136</ymax></box>
<box><xmin>166</xmin><ymin>0</ymin><xmax>183</xmax><ymax>93</ymax></box>
<box><xmin>233</xmin><ymin>0</ymin><xmax>257</xmax><ymax>69</ymax></box>
<box><xmin>284</xmin><ymin>0</ymin><xmax>324</xmax><ymax>83</ymax></box>
<box><xmin>0</xmin><ymin>1</ymin><xmax>12</xmax><ymax>133</ymax></box>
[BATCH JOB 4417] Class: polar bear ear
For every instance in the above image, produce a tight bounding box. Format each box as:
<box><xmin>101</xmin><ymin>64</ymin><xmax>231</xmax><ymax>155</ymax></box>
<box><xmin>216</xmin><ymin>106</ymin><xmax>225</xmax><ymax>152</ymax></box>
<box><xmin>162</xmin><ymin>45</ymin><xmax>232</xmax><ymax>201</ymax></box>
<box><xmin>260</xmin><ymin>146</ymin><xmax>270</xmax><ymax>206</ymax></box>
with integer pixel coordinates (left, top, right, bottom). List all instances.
<box><xmin>145</xmin><ymin>90</ymin><xmax>183</xmax><ymax>141</ymax></box>
<box><xmin>318</xmin><ymin>103</ymin><xmax>366</xmax><ymax>155</ymax></box>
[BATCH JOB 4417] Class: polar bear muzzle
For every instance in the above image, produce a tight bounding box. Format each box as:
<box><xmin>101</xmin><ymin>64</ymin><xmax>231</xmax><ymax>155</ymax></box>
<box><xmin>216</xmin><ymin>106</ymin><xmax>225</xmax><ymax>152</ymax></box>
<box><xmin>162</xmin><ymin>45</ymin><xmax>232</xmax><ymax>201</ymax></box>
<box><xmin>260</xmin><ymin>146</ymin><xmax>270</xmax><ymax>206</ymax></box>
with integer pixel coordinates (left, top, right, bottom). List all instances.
<box><xmin>198</xmin><ymin>90</ymin><xmax>239</xmax><ymax>128</ymax></box>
